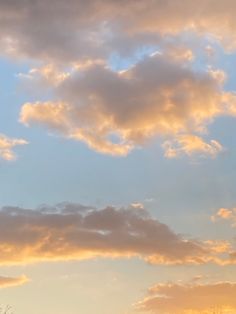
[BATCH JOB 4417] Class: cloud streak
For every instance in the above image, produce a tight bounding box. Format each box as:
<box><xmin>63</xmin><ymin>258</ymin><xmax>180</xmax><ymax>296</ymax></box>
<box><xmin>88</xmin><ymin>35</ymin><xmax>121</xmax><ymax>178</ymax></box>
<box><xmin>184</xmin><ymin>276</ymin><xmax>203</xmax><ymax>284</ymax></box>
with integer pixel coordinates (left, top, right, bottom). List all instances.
<box><xmin>0</xmin><ymin>275</ymin><xmax>28</xmax><ymax>289</ymax></box>
<box><xmin>0</xmin><ymin>203</ymin><xmax>233</xmax><ymax>266</ymax></box>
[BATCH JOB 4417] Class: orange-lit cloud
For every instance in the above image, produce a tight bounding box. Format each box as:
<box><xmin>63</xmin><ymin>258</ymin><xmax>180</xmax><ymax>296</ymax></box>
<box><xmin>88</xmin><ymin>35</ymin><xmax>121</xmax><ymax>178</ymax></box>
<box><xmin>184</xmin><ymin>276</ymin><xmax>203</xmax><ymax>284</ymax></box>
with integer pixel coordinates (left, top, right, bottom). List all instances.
<box><xmin>212</xmin><ymin>207</ymin><xmax>236</xmax><ymax>227</ymax></box>
<box><xmin>2</xmin><ymin>1</ymin><xmax>235</xmax><ymax>159</ymax></box>
<box><xmin>0</xmin><ymin>275</ymin><xmax>28</xmax><ymax>289</ymax></box>
<box><xmin>0</xmin><ymin>203</ymin><xmax>233</xmax><ymax>266</ymax></box>
<box><xmin>19</xmin><ymin>54</ymin><xmax>236</xmax><ymax>157</ymax></box>
<box><xmin>0</xmin><ymin>134</ymin><xmax>28</xmax><ymax>161</ymax></box>
<box><xmin>136</xmin><ymin>281</ymin><xmax>236</xmax><ymax>314</ymax></box>
<box><xmin>163</xmin><ymin>135</ymin><xmax>223</xmax><ymax>159</ymax></box>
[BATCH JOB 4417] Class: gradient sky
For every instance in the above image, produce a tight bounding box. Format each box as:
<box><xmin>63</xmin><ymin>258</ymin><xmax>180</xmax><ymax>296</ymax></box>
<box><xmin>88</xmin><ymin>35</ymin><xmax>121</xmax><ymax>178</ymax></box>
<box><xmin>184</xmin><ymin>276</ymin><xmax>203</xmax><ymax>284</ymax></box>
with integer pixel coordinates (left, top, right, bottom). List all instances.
<box><xmin>1</xmin><ymin>1</ymin><xmax>236</xmax><ymax>313</ymax></box>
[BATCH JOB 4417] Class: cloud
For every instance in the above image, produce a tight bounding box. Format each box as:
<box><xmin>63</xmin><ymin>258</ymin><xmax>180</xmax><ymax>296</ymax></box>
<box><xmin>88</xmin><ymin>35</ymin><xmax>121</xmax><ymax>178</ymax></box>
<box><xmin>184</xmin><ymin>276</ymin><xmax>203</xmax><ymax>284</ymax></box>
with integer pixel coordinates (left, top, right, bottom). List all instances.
<box><xmin>2</xmin><ymin>1</ymin><xmax>236</xmax><ymax>159</ymax></box>
<box><xmin>163</xmin><ymin>135</ymin><xmax>223</xmax><ymax>159</ymax></box>
<box><xmin>19</xmin><ymin>54</ymin><xmax>236</xmax><ymax>157</ymax></box>
<box><xmin>212</xmin><ymin>207</ymin><xmax>236</xmax><ymax>226</ymax></box>
<box><xmin>0</xmin><ymin>275</ymin><xmax>28</xmax><ymax>289</ymax></box>
<box><xmin>119</xmin><ymin>0</ymin><xmax>236</xmax><ymax>50</ymax></box>
<box><xmin>136</xmin><ymin>281</ymin><xmax>236</xmax><ymax>314</ymax></box>
<box><xmin>0</xmin><ymin>134</ymin><xmax>28</xmax><ymax>161</ymax></box>
<box><xmin>2</xmin><ymin>1</ymin><xmax>236</xmax><ymax>62</ymax></box>
<box><xmin>0</xmin><ymin>0</ymin><xmax>112</xmax><ymax>62</ymax></box>
<box><xmin>0</xmin><ymin>203</ymin><xmax>231</xmax><ymax>266</ymax></box>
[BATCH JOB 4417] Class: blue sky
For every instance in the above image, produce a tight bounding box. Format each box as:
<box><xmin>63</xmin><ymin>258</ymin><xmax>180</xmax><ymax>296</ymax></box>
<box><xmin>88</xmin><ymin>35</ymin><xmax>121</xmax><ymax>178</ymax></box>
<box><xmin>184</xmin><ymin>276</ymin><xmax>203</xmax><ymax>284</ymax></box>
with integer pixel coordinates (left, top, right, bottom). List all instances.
<box><xmin>1</xmin><ymin>1</ymin><xmax>236</xmax><ymax>313</ymax></box>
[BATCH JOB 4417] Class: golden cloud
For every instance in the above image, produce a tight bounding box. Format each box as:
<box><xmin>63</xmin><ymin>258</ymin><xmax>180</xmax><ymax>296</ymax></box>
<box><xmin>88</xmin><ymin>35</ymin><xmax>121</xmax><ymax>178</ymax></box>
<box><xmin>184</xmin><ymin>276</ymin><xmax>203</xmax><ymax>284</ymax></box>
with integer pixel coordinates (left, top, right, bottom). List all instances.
<box><xmin>0</xmin><ymin>275</ymin><xmax>28</xmax><ymax>289</ymax></box>
<box><xmin>0</xmin><ymin>134</ymin><xmax>28</xmax><ymax>161</ymax></box>
<box><xmin>212</xmin><ymin>207</ymin><xmax>236</xmax><ymax>227</ymax></box>
<box><xmin>136</xmin><ymin>281</ymin><xmax>236</xmax><ymax>314</ymax></box>
<box><xmin>163</xmin><ymin>135</ymin><xmax>223</xmax><ymax>159</ymax></box>
<box><xmin>20</xmin><ymin>54</ymin><xmax>236</xmax><ymax>157</ymax></box>
<box><xmin>0</xmin><ymin>203</ymin><xmax>233</xmax><ymax>266</ymax></box>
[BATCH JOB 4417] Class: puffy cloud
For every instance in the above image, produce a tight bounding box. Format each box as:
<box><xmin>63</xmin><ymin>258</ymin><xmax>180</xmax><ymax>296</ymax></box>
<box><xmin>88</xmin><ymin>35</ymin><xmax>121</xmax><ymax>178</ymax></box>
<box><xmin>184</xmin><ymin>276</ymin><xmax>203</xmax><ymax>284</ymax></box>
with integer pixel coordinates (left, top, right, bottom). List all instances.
<box><xmin>212</xmin><ymin>207</ymin><xmax>236</xmax><ymax>226</ymax></box>
<box><xmin>0</xmin><ymin>0</ymin><xmax>111</xmax><ymax>62</ymax></box>
<box><xmin>136</xmin><ymin>281</ymin><xmax>236</xmax><ymax>314</ymax></box>
<box><xmin>19</xmin><ymin>54</ymin><xmax>236</xmax><ymax>157</ymax></box>
<box><xmin>0</xmin><ymin>134</ymin><xmax>28</xmax><ymax>161</ymax></box>
<box><xmin>0</xmin><ymin>203</ymin><xmax>231</xmax><ymax>266</ymax></box>
<box><xmin>0</xmin><ymin>275</ymin><xmax>28</xmax><ymax>289</ymax></box>
<box><xmin>217</xmin><ymin>208</ymin><xmax>235</xmax><ymax>220</ymax></box>
<box><xmin>120</xmin><ymin>0</ymin><xmax>236</xmax><ymax>50</ymax></box>
<box><xmin>2</xmin><ymin>0</ymin><xmax>236</xmax><ymax>62</ymax></box>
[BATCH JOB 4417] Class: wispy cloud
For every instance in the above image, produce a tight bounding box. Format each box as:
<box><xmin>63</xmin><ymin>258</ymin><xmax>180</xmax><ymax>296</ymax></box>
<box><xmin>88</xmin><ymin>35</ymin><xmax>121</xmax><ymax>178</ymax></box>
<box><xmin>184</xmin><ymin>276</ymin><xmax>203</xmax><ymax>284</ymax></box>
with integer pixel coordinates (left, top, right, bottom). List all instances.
<box><xmin>0</xmin><ymin>275</ymin><xmax>28</xmax><ymax>289</ymax></box>
<box><xmin>0</xmin><ymin>134</ymin><xmax>28</xmax><ymax>161</ymax></box>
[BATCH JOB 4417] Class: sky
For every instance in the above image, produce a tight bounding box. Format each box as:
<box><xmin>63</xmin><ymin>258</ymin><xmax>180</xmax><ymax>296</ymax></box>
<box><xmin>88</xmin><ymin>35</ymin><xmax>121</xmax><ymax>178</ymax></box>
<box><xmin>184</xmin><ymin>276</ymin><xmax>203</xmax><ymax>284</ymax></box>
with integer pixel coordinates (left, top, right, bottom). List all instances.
<box><xmin>1</xmin><ymin>1</ymin><xmax>236</xmax><ymax>313</ymax></box>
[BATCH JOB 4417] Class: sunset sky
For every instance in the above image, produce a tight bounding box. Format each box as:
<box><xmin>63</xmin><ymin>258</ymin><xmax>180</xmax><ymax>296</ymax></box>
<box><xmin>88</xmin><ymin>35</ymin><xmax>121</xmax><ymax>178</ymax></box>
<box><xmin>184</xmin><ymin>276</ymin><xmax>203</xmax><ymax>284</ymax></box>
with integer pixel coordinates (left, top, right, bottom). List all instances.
<box><xmin>1</xmin><ymin>1</ymin><xmax>236</xmax><ymax>313</ymax></box>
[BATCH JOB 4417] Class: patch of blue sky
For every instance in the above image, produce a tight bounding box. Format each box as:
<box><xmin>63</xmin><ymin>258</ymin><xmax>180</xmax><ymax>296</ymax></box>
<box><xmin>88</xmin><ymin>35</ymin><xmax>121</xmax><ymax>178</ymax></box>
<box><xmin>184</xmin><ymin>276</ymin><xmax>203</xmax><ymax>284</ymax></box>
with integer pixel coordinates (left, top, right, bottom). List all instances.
<box><xmin>1</xmin><ymin>42</ymin><xmax>236</xmax><ymax>239</ymax></box>
<box><xmin>0</xmin><ymin>57</ymin><xmax>35</xmax><ymax>133</ymax></box>
<box><xmin>215</xmin><ymin>49</ymin><xmax>236</xmax><ymax>91</ymax></box>
<box><xmin>187</xmin><ymin>35</ymin><xmax>236</xmax><ymax>91</ymax></box>
<box><xmin>108</xmin><ymin>45</ymin><xmax>159</xmax><ymax>72</ymax></box>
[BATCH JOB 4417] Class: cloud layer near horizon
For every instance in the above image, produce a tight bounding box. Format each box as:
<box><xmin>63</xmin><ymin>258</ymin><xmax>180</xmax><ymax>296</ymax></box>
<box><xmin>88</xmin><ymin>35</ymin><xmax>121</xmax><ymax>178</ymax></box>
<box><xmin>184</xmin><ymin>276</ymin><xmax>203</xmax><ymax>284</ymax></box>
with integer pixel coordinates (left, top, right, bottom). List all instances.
<box><xmin>136</xmin><ymin>281</ymin><xmax>236</xmax><ymax>313</ymax></box>
<box><xmin>0</xmin><ymin>203</ymin><xmax>233</xmax><ymax>266</ymax></box>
